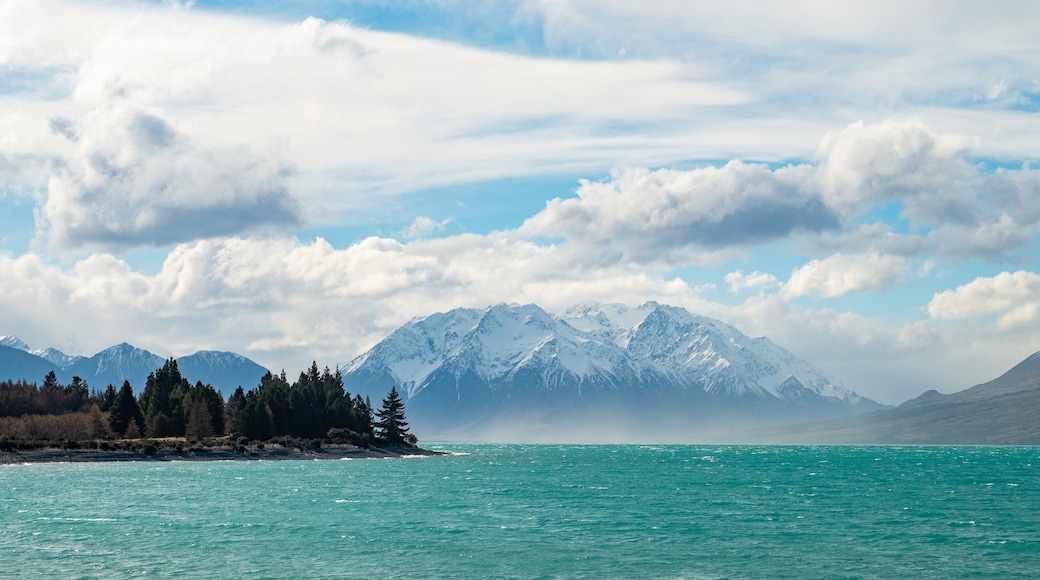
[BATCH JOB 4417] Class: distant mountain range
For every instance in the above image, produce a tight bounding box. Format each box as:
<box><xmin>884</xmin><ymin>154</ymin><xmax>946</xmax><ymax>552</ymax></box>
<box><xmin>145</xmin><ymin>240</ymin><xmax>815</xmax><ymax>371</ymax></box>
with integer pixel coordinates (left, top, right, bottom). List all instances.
<box><xmin>0</xmin><ymin>337</ymin><xmax>268</xmax><ymax>396</ymax></box>
<box><xmin>341</xmin><ymin>302</ymin><xmax>885</xmax><ymax>441</ymax></box>
<box><xmin>764</xmin><ymin>351</ymin><xmax>1040</xmax><ymax>445</ymax></box>
<box><xmin>6</xmin><ymin>304</ymin><xmax>1036</xmax><ymax>444</ymax></box>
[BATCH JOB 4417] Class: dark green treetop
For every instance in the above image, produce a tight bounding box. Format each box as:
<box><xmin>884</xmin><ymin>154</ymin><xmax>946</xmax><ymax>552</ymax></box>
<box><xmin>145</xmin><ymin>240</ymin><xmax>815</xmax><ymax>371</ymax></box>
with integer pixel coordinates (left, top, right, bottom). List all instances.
<box><xmin>374</xmin><ymin>385</ymin><xmax>412</xmax><ymax>445</ymax></box>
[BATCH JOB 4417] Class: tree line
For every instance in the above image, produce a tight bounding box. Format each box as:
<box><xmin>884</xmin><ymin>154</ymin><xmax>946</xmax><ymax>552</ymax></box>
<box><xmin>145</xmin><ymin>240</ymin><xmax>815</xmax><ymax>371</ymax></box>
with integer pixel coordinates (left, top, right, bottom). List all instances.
<box><xmin>0</xmin><ymin>360</ymin><xmax>412</xmax><ymax>446</ymax></box>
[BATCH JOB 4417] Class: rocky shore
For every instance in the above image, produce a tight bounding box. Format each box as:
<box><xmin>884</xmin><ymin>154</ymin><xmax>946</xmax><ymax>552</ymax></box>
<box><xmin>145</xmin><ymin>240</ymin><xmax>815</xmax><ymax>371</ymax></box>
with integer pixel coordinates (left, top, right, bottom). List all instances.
<box><xmin>0</xmin><ymin>440</ymin><xmax>444</xmax><ymax>464</ymax></box>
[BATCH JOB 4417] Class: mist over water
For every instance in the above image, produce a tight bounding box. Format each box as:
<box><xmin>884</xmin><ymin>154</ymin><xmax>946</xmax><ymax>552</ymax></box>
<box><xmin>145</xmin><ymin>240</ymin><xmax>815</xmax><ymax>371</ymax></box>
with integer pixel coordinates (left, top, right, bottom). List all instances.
<box><xmin>3</xmin><ymin>445</ymin><xmax>1038</xmax><ymax>578</ymax></box>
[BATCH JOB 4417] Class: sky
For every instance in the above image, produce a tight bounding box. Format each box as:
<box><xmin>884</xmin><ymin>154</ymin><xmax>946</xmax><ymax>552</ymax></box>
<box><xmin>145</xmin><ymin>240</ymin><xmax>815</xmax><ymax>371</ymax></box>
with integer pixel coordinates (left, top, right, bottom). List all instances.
<box><xmin>1</xmin><ymin>0</ymin><xmax>1039</xmax><ymax>404</ymax></box>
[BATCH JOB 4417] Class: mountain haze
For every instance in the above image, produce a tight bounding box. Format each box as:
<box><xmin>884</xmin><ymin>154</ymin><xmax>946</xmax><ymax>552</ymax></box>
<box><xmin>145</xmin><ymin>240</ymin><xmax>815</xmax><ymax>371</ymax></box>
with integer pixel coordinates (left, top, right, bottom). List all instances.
<box><xmin>0</xmin><ymin>345</ymin><xmax>68</xmax><ymax>385</ymax></box>
<box><xmin>341</xmin><ymin>302</ymin><xmax>883</xmax><ymax>441</ymax></box>
<box><xmin>0</xmin><ymin>339</ymin><xmax>268</xmax><ymax>396</ymax></box>
<box><xmin>766</xmin><ymin>351</ymin><xmax>1040</xmax><ymax>445</ymax></box>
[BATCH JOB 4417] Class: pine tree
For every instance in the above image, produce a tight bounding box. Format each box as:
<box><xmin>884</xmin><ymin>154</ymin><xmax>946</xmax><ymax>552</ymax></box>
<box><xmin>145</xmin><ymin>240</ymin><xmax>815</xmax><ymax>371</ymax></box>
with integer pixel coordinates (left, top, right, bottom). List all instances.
<box><xmin>108</xmin><ymin>380</ymin><xmax>144</xmax><ymax>437</ymax></box>
<box><xmin>42</xmin><ymin>371</ymin><xmax>60</xmax><ymax>390</ymax></box>
<box><xmin>374</xmin><ymin>386</ymin><xmax>411</xmax><ymax>445</ymax></box>
<box><xmin>140</xmin><ymin>358</ymin><xmax>189</xmax><ymax>436</ymax></box>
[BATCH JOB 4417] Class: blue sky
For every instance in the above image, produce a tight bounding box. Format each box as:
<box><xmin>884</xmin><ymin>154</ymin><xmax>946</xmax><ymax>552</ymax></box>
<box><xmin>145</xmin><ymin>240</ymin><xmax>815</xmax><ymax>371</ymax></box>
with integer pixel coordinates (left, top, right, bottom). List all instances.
<box><xmin>2</xmin><ymin>0</ymin><xmax>1040</xmax><ymax>403</ymax></box>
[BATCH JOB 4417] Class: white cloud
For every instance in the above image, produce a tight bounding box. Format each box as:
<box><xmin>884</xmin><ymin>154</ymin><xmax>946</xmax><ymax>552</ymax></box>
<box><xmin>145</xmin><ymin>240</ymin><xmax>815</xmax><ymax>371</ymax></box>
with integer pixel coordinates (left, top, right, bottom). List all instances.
<box><xmin>402</xmin><ymin>216</ymin><xmax>454</xmax><ymax>240</ymax></box>
<box><xmin>722</xmin><ymin>293</ymin><xmax>1036</xmax><ymax>405</ymax></box>
<box><xmin>517</xmin><ymin>118</ymin><xmax>1040</xmax><ymax>265</ymax></box>
<box><xmin>724</xmin><ymin>270</ymin><xmax>780</xmax><ymax>293</ymax></box>
<box><xmin>783</xmin><ymin>252</ymin><xmax>909</xmax><ymax>299</ymax></box>
<box><xmin>927</xmin><ymin>270</ymin><xmax>1040</xmax><ymax>330</ymax></box>
<box><xmin>4</xmin><ymin>1</ymin><xmax>1039</xmax><ymax>253</ymax></box>
<box><xmin>811</xmin><ymin>119</ymin><xmax>975</xmax><ymax>220</ymax></box>
<box><xmin>927</xmin><ymin>214</ymin><xmax>1031</xmax><ymax>262</ymax></box>
<box><xmin>521</xmin><ymin>162</ymin><xmax>838</xmax><ymax>262</ymax></box>
<box><xmin>41</xmin><ymin>105</ymin><xmax>299</xmax><ymax>250</ymax></box>
<box><xmin>0</xmin><ymin>1</ymin><xmax>753</xmax><ymax>233</ymax></box>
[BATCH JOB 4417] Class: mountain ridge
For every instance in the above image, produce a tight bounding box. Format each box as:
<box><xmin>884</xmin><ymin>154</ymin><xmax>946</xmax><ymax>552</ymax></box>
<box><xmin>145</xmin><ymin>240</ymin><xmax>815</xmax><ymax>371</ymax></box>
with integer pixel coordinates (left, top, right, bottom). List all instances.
<box><xmin>341</xmin><ymin>301</ymin><xmax>884</xmax><ymax>441</ymax></box>
<box><xmin>0</xmin><ymin>339</ymin><xmax>269</xmax><ymax>396</ymax></box>
<box><xmin>758</xmin><ymin>350</ymin><xmax>1040</xmax><ymax>444</ymax></box>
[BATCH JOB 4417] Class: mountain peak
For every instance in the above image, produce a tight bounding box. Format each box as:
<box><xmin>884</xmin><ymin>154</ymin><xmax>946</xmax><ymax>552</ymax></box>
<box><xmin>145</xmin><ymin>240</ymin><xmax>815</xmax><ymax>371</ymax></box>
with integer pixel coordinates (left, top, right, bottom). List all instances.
<box><xmin>0</xmin><ymin>336</ymin><xmax>31</xmax><ymax>352</ymax></box>
<box><xmin>341</xmin><ymin>301</ymin><xmax>883</xmax><ymax>439</ymax></box>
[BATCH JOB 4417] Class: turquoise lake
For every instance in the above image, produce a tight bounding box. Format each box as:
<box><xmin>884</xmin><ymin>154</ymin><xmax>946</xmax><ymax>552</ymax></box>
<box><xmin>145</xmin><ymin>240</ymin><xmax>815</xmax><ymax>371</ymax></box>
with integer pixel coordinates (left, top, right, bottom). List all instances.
<box><xmin>2</xmin><ymin>444</ymin><xmax>1038</xmax><ymax>578</ymax></box>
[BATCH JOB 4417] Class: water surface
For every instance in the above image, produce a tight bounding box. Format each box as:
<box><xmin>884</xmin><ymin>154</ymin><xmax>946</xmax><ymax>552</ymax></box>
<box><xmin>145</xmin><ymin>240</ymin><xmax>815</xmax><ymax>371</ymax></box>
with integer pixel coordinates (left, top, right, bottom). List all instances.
<box><xmin>2</xmin><ymin>445</ymin><xmax>1038</xmax><ymax>578</ymax></box>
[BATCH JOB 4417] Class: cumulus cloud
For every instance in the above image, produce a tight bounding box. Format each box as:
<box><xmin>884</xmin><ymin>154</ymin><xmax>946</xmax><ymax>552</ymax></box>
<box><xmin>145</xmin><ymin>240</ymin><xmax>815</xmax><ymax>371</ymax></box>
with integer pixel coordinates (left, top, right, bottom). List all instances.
<box><xmin>783</xmin><ymin>252</ymin><xmax>909</xmax><ymax>299</ymax></box>
<box><xmin>927</xmin><ymin>215</ymin><xmax>1032</xmax><ymax>262</ymax></box>
<box><xmin>722</xmin><ymin>292</ymin><xmax>1035</xmax><ymax>405</ymax></box>
<box><xmin>402</xmin><ymin>216</ymin><xmax>455</xmax><ymax>240</ymax></box>
<box><xmin>811</xmin><ymin>119</ymin><xmax>975</xmax><ymax>221</ymax></box>
<box><xmin>927</xmin><ymin>270</ymin><xmax>1040</xmax><ymax>330</ymax></box>
<box><xmin>41</xmin><ymin>105</ymin><xmax>300</xmax><ymax>250</ymax></box>
<box><xmin>521</xmin><ymin>162</ymin><xmax>839</xmax><ymax>262</ymax></box>
<box><xmin>984</xmin><ymin>167</ymin><xmax>1040</xmax><ymax>227</ymax></box>
<box><xmin>725</xmin><ymin>270</ymin><xmax>780</xmax><ymax>293</ymax></box>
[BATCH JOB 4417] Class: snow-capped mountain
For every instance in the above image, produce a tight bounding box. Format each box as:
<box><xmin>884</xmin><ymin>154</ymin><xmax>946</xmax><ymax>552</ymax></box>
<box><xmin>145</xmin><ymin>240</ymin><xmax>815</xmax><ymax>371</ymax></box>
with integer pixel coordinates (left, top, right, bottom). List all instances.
<box><xmin>0</xmin><ymin>336</ymin><xmax>31</xmax><ymax>352</ymax></box>
<box><xmin>0</xmin><ymin>338</ymin><xmax>268</xmax><ymax>395</ymax></box>
<box><xmin>66</xmin><ymin>343</ymin><xmax>166</xmax><ymax>392</ymax></box>
<box><xmin>341</xmin><ymin>302</ymin><xmax>884</xmax><ymax>441</ymax></box>
<box><xmin>31</xmin><ymin>347</ymin><xmax>85</xmax><ymax>370</ymax></box>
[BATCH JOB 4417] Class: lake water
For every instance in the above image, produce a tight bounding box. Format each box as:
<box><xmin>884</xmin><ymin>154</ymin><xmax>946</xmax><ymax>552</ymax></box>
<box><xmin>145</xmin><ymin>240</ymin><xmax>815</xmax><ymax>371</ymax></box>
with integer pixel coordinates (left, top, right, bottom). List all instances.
<box><xmin>2</xmin><ymin>444</ymin><xmax>1038</xmax><ymax>578</ymax></box>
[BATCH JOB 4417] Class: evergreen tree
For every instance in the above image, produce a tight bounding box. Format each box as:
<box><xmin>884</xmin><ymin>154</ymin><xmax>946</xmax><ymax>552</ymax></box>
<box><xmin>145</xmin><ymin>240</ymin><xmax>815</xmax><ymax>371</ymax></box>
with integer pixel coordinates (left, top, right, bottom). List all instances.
<box><xmin>183</xmin><ymin>396</ymin><xmax>214</xmax><ymax>440</ymax></box>
<box><xmin>238</xmin><ymin>390</ymin><xmax>274</xmax><ymax>440</ymax></box>
<box><xmin>354</xmin><ymin>394</ymin><xmax>373</xmax><ymax>438</ymax></box>
<box><xmin>374</xmin><ymin>386</ymin><xmax>411</xmax><ymax>445</ymax></box>
<box><xmin>66</xmin><ymin>376</ymin><xmax>88</xmax><ymax>398</ymax></box>
<box><xmin>140</xmin><ymin>358</ymin><xmax>190</xmax><ymax>436</ymax></box>
<box><xmin>108</xmin><ymin>381</ymin><xmax>144</xmax><ymax>437</ymax></box>
<box><xmin>42</xmin><ymin>371</ymin><xmax>60</xmax><ymax>390</ymax></box>
<box><xmin>99</xmin><ymin>384</ymin><xmax>118</xmax><ymax>412</ymax></box>
<box><xmin>224</xmin><ymin>386</ymin><xmax>247</xmax><ymax>435</ymax></box>
<box><xmin>256</xmin><ymin>371</ymin><xmax>292</xmax><ymax>436</ymax></box>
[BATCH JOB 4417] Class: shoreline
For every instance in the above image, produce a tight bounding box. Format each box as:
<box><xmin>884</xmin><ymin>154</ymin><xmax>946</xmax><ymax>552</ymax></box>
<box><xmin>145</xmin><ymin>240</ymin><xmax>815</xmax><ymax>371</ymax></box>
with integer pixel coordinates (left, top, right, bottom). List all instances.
<box><xmin>0</xmin><ymin>442</ymin><xmax>445</xmax><ymax>464</ymax></box>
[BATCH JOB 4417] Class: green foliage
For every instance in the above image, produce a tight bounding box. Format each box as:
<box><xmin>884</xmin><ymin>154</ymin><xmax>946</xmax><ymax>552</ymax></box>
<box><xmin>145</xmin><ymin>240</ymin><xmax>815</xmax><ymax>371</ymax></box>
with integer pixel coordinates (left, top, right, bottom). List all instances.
<box><xmin>140</xmin><ymin>358</ymin><xmax>187</xmax><ymax>436</ymax></box>
<box><xmin>138</xmin><ymin>359</ymin><xmax>225</xmax><ymax>438</ymax></box>
<box><xmin>0</xmin><ymin>361</ymin><xmax>390</xmax><ymax>447</ymax></box>
<box><xmin>108</xmin><ymin>381</ymin><xmax>144</xmax><ymax>437</ymax></box>
<box><xmin>225</xmin><ymin>364</ymin><xmax>375</xmax><ymax>444</ymax></box>
<box><xmin>374</xmin><ymin>385</ymin><xmax>411</xmax><ymax>445</ymax></box>
<box><xmin>99</xmin><ymin>384</ymin><xmax>118</xmax><ymax>412</ymax></box>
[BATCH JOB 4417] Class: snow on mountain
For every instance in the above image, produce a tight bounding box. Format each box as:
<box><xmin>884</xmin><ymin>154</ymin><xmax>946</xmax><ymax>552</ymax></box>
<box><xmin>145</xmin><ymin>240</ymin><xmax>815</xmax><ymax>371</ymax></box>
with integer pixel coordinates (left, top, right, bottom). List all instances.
<box><xmin>0</xmin><ymin>338</ymin><xmax>268</xmax><ymax>394</ymax></box>
<box><xmin>30</xmin><ymin>347</ymin><xmax>85</xmax><ymax>370</ymax></box>
<box><xmin>345</xmin><ymin>301</ymin><xmax>870</xmax><ymax>404</ymax></box>
<box><xmin>0</xmin><ymin>336</ymin><xmax>31</xmax><ymax>352</ymax></box>
<box><xmin>67</xmin><ymin>343</ymin><xmax>166</xmax><ymax>390</ymax></box>
<box><xmin>341</xmin><ymin>302</ymin><xmax>884</xmax><ymax>440</ymax></box>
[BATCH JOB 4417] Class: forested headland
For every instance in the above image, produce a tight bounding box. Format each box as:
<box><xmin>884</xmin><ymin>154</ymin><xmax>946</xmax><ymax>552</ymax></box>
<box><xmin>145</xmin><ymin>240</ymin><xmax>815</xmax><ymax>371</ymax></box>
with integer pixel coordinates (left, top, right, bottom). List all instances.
<box><xmin>0</xmin><ymin>359</ymin><xmax>418</xmax><ymax>459</ymax></box>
